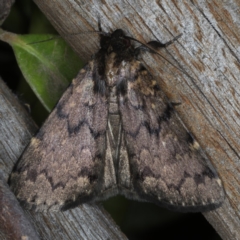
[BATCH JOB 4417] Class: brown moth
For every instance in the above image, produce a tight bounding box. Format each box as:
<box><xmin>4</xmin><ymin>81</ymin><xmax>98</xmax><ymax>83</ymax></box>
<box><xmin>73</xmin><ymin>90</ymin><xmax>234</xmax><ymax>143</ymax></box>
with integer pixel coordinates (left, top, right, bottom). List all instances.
<box><xmin>10</xmin><ymin>27</ymin><xmax>225</xmax><ymax>212</ymax></box>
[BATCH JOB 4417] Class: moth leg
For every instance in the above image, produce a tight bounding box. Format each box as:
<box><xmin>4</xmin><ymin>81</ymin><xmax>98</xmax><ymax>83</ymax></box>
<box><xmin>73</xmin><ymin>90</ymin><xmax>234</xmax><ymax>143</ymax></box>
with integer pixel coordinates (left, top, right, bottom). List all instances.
<box><xmin>134</xmin><ymin>33</ymin><xmax>182</xmax><ymax>56</ymax></box>
<box><xmin>170</xmin><ymin>102</ymin><xmax>182</xmax><ymax>107</ymax></box>
<box><xmin>98</xmin><ymin>17</ymin><xmax>102</xmax><ymax>32</ymax></box>
<box><xmin>147</xmin><ymin>33</ymin><xmax>182</xmax><ymax>49</ymax></box>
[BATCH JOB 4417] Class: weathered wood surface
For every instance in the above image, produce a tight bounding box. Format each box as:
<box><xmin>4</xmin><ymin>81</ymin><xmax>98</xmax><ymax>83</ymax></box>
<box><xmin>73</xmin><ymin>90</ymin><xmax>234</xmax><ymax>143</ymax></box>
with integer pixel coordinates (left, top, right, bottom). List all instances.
<box><xmin>32</xmin><ymin>0</ymin><xmax>240</xmax><ymax>239</ymax></box>
<box><xmin>0</xmin><ymin>78</ymin><xmax>40</xmax><ymax>239</ymax></box>
<box><xmin>0</xmin><ymin>77</ymin><xmax>127</xmax><ymax>240</ymax></box>
<box><xmin>0</xmin><ymin>0</ymin><xmax>15</xmax><ymax>25</ymax></box>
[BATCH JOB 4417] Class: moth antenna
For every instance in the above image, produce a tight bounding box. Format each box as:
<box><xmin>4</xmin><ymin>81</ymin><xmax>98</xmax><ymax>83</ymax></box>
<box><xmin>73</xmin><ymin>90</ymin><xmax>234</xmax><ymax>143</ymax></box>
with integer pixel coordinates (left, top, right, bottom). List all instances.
<box><xmin>28</xmin><ymin>30</ymin><xmax>110</xmax><ymax>45</ymax></box>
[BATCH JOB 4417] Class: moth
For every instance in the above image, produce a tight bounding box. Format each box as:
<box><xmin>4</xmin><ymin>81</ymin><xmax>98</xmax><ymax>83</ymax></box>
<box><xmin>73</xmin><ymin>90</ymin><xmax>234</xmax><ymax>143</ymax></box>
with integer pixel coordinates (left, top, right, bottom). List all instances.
<box><xmin>10</xmin><ymin>26</ymin><xmax>225</xmax><ymax>212</ymax></box>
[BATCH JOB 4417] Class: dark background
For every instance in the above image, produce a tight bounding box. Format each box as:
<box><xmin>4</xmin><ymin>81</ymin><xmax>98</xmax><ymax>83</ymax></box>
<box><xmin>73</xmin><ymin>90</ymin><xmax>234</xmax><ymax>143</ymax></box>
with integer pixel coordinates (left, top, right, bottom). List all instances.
<box><xmin>0</xmin><ymin>1</ymin><xmax>222</xmax><ymax>239</ymax></box>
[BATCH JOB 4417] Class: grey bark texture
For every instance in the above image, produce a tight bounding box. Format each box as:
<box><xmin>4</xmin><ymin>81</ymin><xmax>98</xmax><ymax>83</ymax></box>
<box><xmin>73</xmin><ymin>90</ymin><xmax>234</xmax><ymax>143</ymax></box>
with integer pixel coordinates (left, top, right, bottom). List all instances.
<box><xmin>0</xmin><ymin>0</ymin><xmax>15</xmax><ymax>25</ymax></box>
<box><xmin>0</xmin><ymin>78</ymin><xmax>40</xmax><ymax>239</ymax></box>
<box><xmin>31</xmin><ymin>0</ymin><xmax>240</xmax><ymax>240</ymax></box>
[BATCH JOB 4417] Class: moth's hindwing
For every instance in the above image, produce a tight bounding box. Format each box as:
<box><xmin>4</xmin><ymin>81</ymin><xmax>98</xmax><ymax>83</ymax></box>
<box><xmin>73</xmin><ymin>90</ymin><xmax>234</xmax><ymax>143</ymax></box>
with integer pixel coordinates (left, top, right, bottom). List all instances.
<box><xmin>117</xmin><ymin>61</ymin><xmax>224</xmax><ymax>212</ymax></box>
<box><xmin>10</xmin><ymin>62</ymin><xmax>110</xmax><ymax>211</ymax></box>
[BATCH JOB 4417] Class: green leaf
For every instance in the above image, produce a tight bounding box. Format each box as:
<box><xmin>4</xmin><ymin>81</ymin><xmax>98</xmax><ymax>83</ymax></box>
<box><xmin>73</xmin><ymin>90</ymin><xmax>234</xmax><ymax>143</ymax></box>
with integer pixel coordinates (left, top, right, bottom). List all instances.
<box><xmin>0</xmin><ymin>29</ymin><xmax>84</xmax><ymax>112</ymax></box>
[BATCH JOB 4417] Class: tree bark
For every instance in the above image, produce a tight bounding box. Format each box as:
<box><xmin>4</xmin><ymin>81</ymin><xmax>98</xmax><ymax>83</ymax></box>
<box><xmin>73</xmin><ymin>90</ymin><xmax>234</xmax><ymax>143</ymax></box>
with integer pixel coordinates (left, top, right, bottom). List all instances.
<box><xmin>0</xmin><ymin>78</ymin><xmax>40</xmax><ymax>239</ymax></box>
<box><xmin>32</xmin><ymin>0</ymin><xmax>240</xmax><ymax>239</ymax></box>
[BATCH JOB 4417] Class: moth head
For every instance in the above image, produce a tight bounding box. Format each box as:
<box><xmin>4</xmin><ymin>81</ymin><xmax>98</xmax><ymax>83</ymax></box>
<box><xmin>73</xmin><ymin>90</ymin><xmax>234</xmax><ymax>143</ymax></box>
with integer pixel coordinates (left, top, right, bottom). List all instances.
<box><xmin>103</xmin><ymin>29</ymin><xmax>132</xmax><ymax>53</ymax></box>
